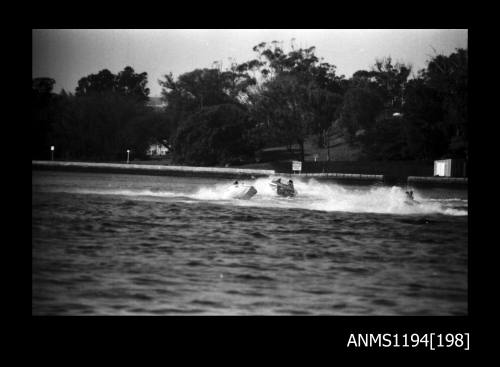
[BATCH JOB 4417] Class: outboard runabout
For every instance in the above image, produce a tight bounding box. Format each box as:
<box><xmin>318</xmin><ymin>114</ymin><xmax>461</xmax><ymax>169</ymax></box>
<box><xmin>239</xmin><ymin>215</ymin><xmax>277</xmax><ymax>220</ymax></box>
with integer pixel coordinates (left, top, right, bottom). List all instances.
<box><xmin>270</xmin><ymin>178</ymin><xmax>297</xmax><ymax>197</ymax></box>
<box><xmin>228</xmin><ymin>181</ymin><xmax>257</xmax><ymax>200</ymax></box>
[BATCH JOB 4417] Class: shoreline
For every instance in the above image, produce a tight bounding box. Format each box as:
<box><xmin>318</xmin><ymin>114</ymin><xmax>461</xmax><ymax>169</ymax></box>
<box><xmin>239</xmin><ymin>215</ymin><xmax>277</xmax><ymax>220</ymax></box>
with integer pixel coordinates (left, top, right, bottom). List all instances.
<box><xmin>32</xmin><ymin>160</ymin><xmax>467</xmax><ymax>188</ymax></box>
<box><xmin>32</xmin><ymin>160</ymin><xmax>275</xmax><ymax>179</ymax></box>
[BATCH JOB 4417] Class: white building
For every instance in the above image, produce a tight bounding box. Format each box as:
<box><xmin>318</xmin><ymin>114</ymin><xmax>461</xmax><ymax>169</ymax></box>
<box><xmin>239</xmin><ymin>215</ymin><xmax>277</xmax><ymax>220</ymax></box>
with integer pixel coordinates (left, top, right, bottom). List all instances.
<box><xmin>147</xmin><ymin>143</ymin><xmax>169</xmax><ymax>157</ymax></box>
<box><xmin>434</xmin><ymin>159</ymin><xmax>467</xmax><ymax>177</ymax></box>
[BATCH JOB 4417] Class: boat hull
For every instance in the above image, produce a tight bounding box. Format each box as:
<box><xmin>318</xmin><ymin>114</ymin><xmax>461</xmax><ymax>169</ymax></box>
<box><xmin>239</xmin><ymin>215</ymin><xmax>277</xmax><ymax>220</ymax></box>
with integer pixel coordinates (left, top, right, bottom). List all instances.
<box><xmin>230</xmin><ymin>185</ymin><xmax>257</xmax><ymax>200</ymax></box>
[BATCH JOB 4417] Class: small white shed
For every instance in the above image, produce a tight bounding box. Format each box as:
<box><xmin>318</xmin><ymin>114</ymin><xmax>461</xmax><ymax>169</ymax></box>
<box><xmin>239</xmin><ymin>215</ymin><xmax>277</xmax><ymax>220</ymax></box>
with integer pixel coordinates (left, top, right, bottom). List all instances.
<box><xmin>147</xmin><ymin>143</ymin><xmax>169</xmax><ymax>157</ymax></box>
<box><xmin>434</xmin><ymin>160</ymin><xmax>449</xmax><ymax>176</ymax></box>
<box><xmin>434</xmin><ymin>159</ymin><xmax>467</xmax><ymax>177</ymax></box>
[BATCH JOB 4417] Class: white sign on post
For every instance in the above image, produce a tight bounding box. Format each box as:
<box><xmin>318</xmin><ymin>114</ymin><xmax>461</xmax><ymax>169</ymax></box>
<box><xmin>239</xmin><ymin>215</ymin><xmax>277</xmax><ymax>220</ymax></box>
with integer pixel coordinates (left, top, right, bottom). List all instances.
<box><xmin>292</xmin><ymin>160</ymin><xmax>302</xmax><ymax>173</ymax></box>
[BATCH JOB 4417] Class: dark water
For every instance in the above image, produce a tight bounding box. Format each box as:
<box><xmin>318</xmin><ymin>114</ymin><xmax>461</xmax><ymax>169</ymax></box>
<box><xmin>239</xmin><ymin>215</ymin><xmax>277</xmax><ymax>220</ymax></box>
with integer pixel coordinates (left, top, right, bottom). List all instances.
<box><xmin>32</xmin><ymin>170</ymin><xmax>468</xmax><ymax>315</ymax></box>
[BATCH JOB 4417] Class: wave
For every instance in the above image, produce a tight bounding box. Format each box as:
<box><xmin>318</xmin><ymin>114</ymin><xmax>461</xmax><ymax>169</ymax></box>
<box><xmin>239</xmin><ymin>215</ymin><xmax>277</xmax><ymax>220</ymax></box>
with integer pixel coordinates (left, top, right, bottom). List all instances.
<box><xmin>177</xmin><ymin>177</ymin><xmax>467</xmax><ymax>216</ymax></box>
<box><xmin>43</xmin><ymin>177</ymin><xmax>468</xmax><ymax>216</ymax></box>
<box><xmin>425</xmin><ymin>198</ymin><xmax>468</xmax><ymax>202</ymax></box>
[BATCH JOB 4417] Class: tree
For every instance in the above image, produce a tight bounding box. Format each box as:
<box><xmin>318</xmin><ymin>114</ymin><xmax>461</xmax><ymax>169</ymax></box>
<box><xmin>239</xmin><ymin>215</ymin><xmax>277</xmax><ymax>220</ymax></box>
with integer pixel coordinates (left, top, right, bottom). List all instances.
<box><xmin>396</xmin><ymin>48</ymin><xmax>468</xmax><ymax>160</ymax></box>
<box><xmin>159</xmin><ymin>67</ymin><xmax>257</xmax><ymax>160</ymax></box>
<box><xmin>172</xmin><ymin>104</ymin><xmax>254</xmax><ymax>166</ymax></box>
<box><xmin>33</xmin><ymin>77</ymin><xmax>56</xmax><ymax>94</ymax></box>
<box><xmin>338</xmin><ymin>86</ymin><xmax>384</xmax><ymax>143</ymax></box>
<box><xmin>40</xmin><ymin>66</ymin><xmax>154</xmax><ymax>161</ymax></box>
<box><xmin>51</xmin><ymin>90</ymin><xmax>161</xmax><ymax>161</ymax></box>
<box><xmin>370</xmin><ymin>57</ymin><xmax>412</xmax><ymax>110</ymax></box>
<box><xmin>339</xmin><ymin>50</ymin><xmax>467</xmax><ymax>161</ymax></box>
<box><xmin>32</xmin><ymin>77</ymin><xmax>60</xmax><ymax>159</ymax></box>
<box><xmin>75</xmin><ymin>69</ymin><xmax>116</xmax><ymax>96</ymax></box>
<box><xmin>160</xmin><ymin>69</ymin><xmax>237</xmax><ymax>113</ymax></box>
<box><xmin>246</xmin><ymin>41</ymin><xmax>347</xmax><ymax>159</ymax></box>
<box><xmin>220</xmin><ymin>59</ymin><xmax>257</xmax><ymax>102</ymax></box>
<box><xmin>422</xmin><ymin>48</ymin><xmax>468</xmax><ymax>158</ymax></box>
<box><xmin>309</xmin><ymin>87</ymin><xmax>343</xmax><ymax>160</ymax></box>
<box><xmin>249</xmin><ymin>42</ymin><xmax>320</xmax><ymax>80</ymax></box>
<box><xmin>337</xmin><ymin>58</ymin><xmax>416</xmax><ymax>160</ymax></box>
<box><xmin>250</xmin><ymin>73</ymin><xmax>315</xmax><ymax>161</ymax></box>
<box><xmin>75</xmin><ymin>66</ymin><xmax>150</xmax><ymax>103</ymax></box>
<box><xmin>401</xmin><ymin>78</ymin><xmax>447</xmax><ymax>159</ymax></box>
<box><xmin>116</xmin><ymin>66</ymin><xmax>150</xmax><ymax>102</ymax></box>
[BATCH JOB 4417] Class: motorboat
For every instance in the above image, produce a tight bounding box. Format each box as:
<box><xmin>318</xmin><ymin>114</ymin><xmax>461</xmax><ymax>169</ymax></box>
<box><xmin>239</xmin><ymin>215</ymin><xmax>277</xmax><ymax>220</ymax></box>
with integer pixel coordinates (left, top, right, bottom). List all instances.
<box><xmin>270</xmin><ymin>178</ymin><xmax>297</xmax><ymax>197</ymax></box>
<box><xmin>228</xmin><ymin>181</ymin><xmax>257</xmax><ymax>200</ymax></box>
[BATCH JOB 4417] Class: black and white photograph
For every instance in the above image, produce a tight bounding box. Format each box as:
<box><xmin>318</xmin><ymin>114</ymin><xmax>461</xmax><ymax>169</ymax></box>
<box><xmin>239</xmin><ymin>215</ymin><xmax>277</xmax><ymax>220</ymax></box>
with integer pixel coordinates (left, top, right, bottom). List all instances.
<box><xmin>32</xmin><ymin>29</ymin><xmax>468</xmax><ymax>317</ymax></box>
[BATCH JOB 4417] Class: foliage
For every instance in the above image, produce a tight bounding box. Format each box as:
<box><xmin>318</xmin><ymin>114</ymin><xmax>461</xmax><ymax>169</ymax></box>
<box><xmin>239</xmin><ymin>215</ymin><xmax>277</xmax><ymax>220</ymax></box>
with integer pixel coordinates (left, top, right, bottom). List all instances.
<box><xmin>371</xmin><ymin>57</ymin><xmax>412</xmax><ymax>109</ymax></box>
<box><xmin>246</xmin><ymin>42</ymin><xmax>347</xmax><ymax>160</ymax></box>
<box><xmin>338</xmin><ymin>86</ymin><xmax>384</xmax><ymax>143</ymax></box>
<box><xmin>338</xmin><ymin>49</ymin><xmax>467</xmax><ymax>160</ymax></box>
<box><xmin>172</xmin><ymin>104</ymin><xmax>255</xmax><ymax>166</ymax></box>
<box><xmin>420</xmin><ymin>48</ymin><xmax>468</xmax><ymax>157</ymax></box>
<box><xmin>51</xmin><ymin>92</ymin><xmax>156</xmax><ymax>160</ymax></box>
<box><xmin>358</xmin><ymin>116</ymin><xmax>408</xmax><ymax>160</ymax></box>
<box><xmin>76</xmin><ymin>66</ymin><xmax>150</xmax><ymax>102</ymax></box>
<box><xmin>32</xmin><ymin>77</ymin><xmax>61</xmax><ymax>159</ymax></box>
<box><xmin>32</xmin><ymin>45</ymin><xmax>468</xmax><ymax>165</ymax></box>
<box><xmin>159</xmin><ymin>67</ymin><xmax>256</xmax><ymax>140</ymax></box>
<box><xmin>32</xmin><ymin>67</ymin><xmax>171</xmax><ymax>161</ymax></box>
<box><xmin>400</xmin><ymin>78</ymin><xmax>447</xmax><ymax>159</ymax></box>
<box><xmin>250</xmin><ymin>74</ymin><xmax>314</xmax><ymax>161</ymax></box>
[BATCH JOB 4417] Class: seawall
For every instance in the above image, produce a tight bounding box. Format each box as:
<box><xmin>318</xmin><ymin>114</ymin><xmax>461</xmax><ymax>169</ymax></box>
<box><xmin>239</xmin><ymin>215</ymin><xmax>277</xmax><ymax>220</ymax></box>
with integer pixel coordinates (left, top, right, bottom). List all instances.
<box><xmin>277</xmin><ymin>172</ymin><xmax>384</xmax><ymax>185</ymax></box>
<box><xmin>408</xmin><ymin>176</ymin><xmax>468</xmax><ymax>188</ymax></box>
<box><xmin>32</xmin><ymin>161</ymin><xmax>275</xmax><ymax>179</ymax></box>
<box><xmin>32</xmin><ymin>161</ymin><xmax>468</xmax><ymax>188</ymax></box>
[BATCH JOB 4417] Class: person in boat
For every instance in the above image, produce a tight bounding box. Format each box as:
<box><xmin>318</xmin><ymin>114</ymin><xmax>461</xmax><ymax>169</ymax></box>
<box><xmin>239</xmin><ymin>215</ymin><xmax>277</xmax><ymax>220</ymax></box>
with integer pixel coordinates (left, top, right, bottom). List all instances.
<box><xmin>273</xmin><ymin>178</ymin><xmax>282</xmax><ymax>194</ymax></box>
<box><xmin>275</xmin><ymin>179</ymin><xmax>295</xmax><ymax>197</ymax></box>
<box><xmin>405</xmin><ymin>190</ymin><xmax>420</xmax><ymax>205</ymax></box>
<box><xmin>234</xmin><ymin>180</ymin><xmax>239</xmax><ymax>185</ymax></box>
<box><xmin>286</xmin><ymin>180</ymin><xmax>296</xmax><ymax>197</ymax></box>
<box><xmin>276</xmin><ymin>182</ymin><xmax>283</xmax><ymax>195</ymax></box>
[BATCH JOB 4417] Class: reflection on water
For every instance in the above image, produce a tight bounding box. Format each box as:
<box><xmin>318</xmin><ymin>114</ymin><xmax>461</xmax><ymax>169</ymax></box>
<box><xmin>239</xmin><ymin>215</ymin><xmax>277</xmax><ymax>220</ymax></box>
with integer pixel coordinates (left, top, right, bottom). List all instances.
<box><xmin>32</xmin><ymin>170</ymin><xmax>468</xmax><ymax>315</ymax></box>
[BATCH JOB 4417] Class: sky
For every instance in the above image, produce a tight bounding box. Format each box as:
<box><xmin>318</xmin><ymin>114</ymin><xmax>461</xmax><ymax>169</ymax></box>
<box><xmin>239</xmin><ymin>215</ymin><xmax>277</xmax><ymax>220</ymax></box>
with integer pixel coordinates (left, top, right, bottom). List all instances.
<box><xmin>32</xmin><ymin>29</ymin><xmax>468</xmax><ymax>97</ymax></box>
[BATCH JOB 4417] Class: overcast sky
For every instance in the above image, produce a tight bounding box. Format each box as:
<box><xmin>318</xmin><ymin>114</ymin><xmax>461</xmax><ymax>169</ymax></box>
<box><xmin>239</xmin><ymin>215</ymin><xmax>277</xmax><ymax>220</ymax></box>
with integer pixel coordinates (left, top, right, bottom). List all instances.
<box><xmin>32</xmin><ymin>29</ymin><xmax>468</xmax><ymax>97</ymax></box>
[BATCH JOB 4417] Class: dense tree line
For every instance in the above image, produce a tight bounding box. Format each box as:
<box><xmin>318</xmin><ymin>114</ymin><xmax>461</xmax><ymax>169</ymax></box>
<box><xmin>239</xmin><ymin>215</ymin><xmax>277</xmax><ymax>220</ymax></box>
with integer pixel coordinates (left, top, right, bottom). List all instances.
<box><xmin>32</xmin><ymin>44</ymin><xmax>467</xmax><ymax>164</ymax></box>
<box><xmin>32</xmin><ymin>67</ymin><xmax>162</xmax><ymax>161</ymax></box>
<box><xmin>337</xmin><ymin>50</ymin><xmax>467</xmax><ymax>160</ymax></box>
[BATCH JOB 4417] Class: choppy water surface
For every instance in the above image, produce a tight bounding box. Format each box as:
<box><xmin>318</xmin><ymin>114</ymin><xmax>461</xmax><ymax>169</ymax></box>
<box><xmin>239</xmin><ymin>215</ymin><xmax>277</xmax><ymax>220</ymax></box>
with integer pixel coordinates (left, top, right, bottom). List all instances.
<box><xmin>32</xmin><ymin>170</ymin><xmax>468</xmax><ymax>315</ymax></box>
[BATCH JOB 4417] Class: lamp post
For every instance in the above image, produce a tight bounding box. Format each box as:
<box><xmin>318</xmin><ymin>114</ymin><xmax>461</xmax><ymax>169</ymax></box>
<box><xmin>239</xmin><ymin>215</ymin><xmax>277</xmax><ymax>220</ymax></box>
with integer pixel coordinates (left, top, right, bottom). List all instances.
<box><xmin>127</xmin><ymin>149</ymin><xmax>130</xmax><ymax>164</ymax></box>
<box><xmin>50</xmin><ymin>146</ymin><xmax>54</xmax><ymax>161</ymax></box>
